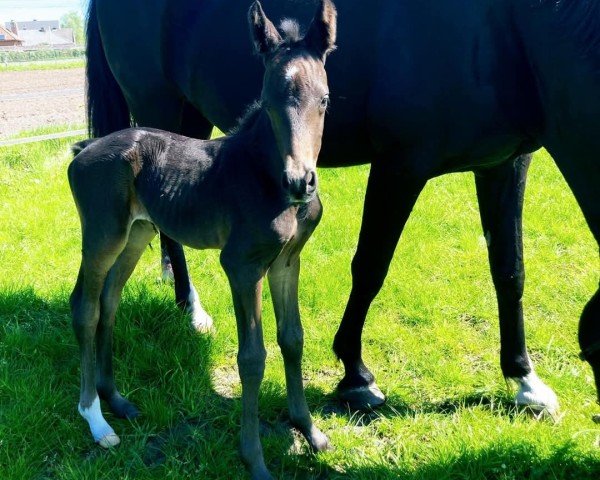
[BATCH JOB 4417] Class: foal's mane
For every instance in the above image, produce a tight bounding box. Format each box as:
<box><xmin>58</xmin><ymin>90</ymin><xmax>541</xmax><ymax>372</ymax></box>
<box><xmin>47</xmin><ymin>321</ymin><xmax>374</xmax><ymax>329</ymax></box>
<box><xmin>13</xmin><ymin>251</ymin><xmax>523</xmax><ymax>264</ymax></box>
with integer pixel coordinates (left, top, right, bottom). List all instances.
<box><xmin>227</xmin><ymin>100</ymin><xmax>263</xmax><ymax>136</ymax></box>
<box><xmin>543</xmin><ymin>0</ymin><xmax>600</xmax><ymax>61</ymax></box>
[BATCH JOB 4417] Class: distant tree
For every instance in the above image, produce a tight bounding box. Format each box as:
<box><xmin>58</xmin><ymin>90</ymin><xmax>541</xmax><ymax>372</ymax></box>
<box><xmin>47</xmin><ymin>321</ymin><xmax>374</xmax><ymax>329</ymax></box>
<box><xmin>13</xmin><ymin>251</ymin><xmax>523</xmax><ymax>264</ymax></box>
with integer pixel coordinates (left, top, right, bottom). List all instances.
<box><xmin>60</xmin><ymin>11</ymin><xmax>84</xmax><ymax>45</ymax></box>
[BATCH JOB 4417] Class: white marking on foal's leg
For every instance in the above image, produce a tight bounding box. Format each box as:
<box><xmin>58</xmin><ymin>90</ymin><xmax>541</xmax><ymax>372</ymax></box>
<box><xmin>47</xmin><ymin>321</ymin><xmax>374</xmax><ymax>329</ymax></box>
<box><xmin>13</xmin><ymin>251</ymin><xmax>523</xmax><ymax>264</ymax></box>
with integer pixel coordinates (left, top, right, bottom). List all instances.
<box><xmin>187</xmin><ymin>286</ymin><xmax>214</xmax><ymax>334</ymax></box>
<box><xmin>511</xmin><ymin>371</ymin><xmax>559</xmax><ymax>415</ymax></box>
<box><xmin>78</xmin><ymin>396</ymin><xmax>120</xmax><ymax>448</ymax></box>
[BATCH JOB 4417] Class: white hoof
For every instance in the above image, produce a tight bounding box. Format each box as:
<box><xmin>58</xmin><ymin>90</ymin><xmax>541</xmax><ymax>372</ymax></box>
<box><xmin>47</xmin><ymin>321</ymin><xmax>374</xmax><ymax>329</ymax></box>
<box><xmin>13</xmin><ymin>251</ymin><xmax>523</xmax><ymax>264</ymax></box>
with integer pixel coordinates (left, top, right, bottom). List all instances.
<box><xmin>79</xmin><ymin>396</ymin><xmax>119</xmax><ymax>446</ymax></box>
<box><xmin>187</xmin><ymin>287</ymin><xmax>214</xmax><ymax>333</ymax></box>
<box><xmin>511</xmin><ymin>372</ymin><xmax>559</xmax><ymax>415</ymax></box>
<box><xmin>98</xmin><ymin>433</ymin><xmax>121</xmax><ymax>448</ymax></box>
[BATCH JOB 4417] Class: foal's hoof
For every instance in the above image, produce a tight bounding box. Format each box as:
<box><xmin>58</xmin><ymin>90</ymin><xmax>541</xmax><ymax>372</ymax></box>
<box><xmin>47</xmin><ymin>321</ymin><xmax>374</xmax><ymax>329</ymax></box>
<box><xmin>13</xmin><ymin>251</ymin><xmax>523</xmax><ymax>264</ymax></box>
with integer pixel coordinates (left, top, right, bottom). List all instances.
<box><xmin>100</xmin><ymin>390</ymin><xmax>140</xmax><ymax>419</ymax></box>
<box><xmin>512</xmin><ymin>373</ymin><xmax>559</xmax><ymax>418</ymax></box>
<box><xmin>337</xmin><ymin>382</ymin><xmax>386</xmax><ymax>411</ymax></box>
<box><xmin>160</xmin><ymin>261</ymin><xmax>175</xmax><ymax>284</ymax></box>
<box><xmin>593</xmin><ymin>414</ymin><xmax>600</xmax><ymax>424</ymax></box>
<box><xmin>98</xmin><ymin>432</ymin><xmax>121</xmax><ymax>448</ymax></box>
<box><xmin>109</xmin><ymin>396</ymin><xmax>140</xmax><ymax>420</ymax></box>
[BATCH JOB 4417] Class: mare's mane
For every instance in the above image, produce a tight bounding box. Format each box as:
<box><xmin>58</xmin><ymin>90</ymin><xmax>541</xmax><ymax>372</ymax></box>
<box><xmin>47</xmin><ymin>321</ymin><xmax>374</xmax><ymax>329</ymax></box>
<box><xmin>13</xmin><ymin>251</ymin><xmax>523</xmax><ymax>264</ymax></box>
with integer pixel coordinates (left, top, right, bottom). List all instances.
<box><xmin>543</xmin><ymin>0</ymin><xmax>600</xmax><ymax>61</ymax></box>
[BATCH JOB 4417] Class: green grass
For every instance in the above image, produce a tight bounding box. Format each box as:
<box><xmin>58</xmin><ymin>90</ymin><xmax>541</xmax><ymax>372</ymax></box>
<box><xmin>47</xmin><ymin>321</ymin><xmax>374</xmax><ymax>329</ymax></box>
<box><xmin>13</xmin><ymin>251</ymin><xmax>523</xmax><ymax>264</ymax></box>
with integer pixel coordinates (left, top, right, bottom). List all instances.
<box><xmin>0</xmin><ymin>129</ymin><xmax>598</xmax><ymax>479</ymax></box>
<box><xmin>0</xmin><ymin>59</ymin><xmax>85</xmax><ymax>72</ymax></box>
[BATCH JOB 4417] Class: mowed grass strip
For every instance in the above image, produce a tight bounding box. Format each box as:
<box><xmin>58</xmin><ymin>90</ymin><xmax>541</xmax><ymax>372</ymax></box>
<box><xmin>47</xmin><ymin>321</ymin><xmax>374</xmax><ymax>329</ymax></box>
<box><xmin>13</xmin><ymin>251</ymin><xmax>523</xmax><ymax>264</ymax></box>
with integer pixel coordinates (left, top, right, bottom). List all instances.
<box><xmin>0</xmin><ymin>129</ymin><xmax>598</xmax><ymax>479</ymax></box>
<box><xmin>0</xmin><ymin>59</ymin><xmax>85</xmax><ymax>72</ymax></box>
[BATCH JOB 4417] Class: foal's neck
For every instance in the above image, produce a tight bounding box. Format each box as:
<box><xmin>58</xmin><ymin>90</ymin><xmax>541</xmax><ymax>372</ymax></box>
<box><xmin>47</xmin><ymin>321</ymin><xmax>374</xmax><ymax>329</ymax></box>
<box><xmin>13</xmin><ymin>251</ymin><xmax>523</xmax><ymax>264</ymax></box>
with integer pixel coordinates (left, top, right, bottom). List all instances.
<box><xmin>226</xmin><ymin>104</ymin><xmax>278</xmax><ymax>161</ymax></box>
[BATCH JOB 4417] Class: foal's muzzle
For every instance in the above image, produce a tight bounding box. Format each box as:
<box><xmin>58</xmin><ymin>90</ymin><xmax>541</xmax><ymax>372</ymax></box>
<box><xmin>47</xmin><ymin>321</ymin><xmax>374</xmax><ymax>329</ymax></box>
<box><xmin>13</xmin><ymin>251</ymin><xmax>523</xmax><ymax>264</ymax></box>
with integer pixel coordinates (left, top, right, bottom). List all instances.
<box><xmin>282</xmin><ymin>170</ymin><xmax>317</xmax><ymax>203</ymax></box>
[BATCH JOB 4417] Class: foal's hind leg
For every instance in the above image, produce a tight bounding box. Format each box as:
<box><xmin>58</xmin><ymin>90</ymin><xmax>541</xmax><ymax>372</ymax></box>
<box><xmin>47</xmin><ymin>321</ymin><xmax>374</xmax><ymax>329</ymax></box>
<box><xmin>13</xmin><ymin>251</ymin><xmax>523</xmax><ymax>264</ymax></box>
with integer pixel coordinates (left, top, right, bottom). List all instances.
<box><xmin>475</xmin><ymin>155</ymin><xmax>558</xmax><ymax>414</ymax></box>
<box><xmin>96</xmin><ymin>221</ymin><xmax>157</xmax><ymax>419</ymax></box>
<box><xmin>71</xmin><ymin>240</ymin><xmax>127</xmax><ymax>448</ymax></box>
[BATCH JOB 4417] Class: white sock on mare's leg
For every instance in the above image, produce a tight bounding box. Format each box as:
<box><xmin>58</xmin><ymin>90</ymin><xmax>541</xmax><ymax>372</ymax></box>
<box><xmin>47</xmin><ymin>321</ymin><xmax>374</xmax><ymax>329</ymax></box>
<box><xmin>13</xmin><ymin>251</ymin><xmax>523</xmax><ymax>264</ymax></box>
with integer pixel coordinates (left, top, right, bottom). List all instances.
<box><xmin>78</xmin><ymin>396</ymin><xmax>120</xmax><ymax>448</ymax></box>
<box><xmin>187</xmin><ymin>286</ymin><xmax>214</xmax><ymax>333</ymax></box>
<box><xmin>511</xmin><ymin>371</ymin><xmax>559</xmax><ymax>415</ymax></box>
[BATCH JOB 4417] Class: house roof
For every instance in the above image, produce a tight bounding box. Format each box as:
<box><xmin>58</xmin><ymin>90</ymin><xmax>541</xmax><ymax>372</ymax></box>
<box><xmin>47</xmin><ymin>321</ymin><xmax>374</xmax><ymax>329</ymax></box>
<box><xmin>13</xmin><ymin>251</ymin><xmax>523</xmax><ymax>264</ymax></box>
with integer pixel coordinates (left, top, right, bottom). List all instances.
<box><xmin>17</xmin><ymin>28</ymin><xmax>74</xmax><ymax>47</ymax></box>
<box><xmin>7</xmin><ymin>20</ymin><xmax>60</xmax><ymax>31</ymax></box>
<box><xmin>0</xmin><ymin>25</ymin><xmax>21</xmax><ymax>43</ymax></box>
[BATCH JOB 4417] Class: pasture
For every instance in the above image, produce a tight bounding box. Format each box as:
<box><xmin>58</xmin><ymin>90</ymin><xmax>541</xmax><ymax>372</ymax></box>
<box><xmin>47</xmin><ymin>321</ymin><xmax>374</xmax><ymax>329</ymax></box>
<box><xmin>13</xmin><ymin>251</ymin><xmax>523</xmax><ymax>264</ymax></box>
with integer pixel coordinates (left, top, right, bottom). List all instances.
<box><xmin>0</xmin><ymin>127</ymin><xmax>598</xmax><ymax>479</ymax></box>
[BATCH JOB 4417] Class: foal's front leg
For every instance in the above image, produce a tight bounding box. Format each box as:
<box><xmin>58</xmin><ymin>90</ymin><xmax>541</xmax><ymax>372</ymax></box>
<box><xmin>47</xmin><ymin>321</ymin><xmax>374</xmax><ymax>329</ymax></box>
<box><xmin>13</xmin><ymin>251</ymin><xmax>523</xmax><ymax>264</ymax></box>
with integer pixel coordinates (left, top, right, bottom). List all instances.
<box><xmin>221</xmin><ymin>251</ymin><xmax>271</xmax><ymax>480</ymax></box>
<box><xmin>268</xmin><ymin>252</ymin><xmax>329</xmax><ymax>451</ymax></box>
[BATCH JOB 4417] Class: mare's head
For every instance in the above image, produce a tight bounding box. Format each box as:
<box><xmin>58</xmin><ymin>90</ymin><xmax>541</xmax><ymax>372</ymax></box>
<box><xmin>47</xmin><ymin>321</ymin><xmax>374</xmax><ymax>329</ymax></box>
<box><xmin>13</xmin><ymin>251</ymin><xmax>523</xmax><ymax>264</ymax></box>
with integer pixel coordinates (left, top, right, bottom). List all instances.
<box><xmin>248</xmin><ymin>0</ymin><xmax>336</xmax><ymax>203</ymax></box>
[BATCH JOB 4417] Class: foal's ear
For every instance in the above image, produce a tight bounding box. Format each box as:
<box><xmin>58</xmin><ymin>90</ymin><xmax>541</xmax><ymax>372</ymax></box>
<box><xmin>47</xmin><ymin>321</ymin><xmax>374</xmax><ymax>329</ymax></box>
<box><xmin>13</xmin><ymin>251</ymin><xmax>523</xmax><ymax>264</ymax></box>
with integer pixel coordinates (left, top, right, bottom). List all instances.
<box><xmin>248</xmin><ymin>1</ymin><xmax>283</xmax><ymax>56</ymax></box>
<box><xmin>305</xmin><ymin>0</ymin><xmax>337</xmax><ymax>61</ymax></box>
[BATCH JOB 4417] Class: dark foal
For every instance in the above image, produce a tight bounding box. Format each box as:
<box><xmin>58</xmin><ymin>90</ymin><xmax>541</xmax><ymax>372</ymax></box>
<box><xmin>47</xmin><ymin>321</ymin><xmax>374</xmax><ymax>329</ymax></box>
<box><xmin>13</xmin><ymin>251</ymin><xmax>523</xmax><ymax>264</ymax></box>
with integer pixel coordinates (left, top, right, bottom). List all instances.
<box><xmin>68</xmin><ymin>2</ymin><xmax>336</xmax><ymax>478</ymax></box>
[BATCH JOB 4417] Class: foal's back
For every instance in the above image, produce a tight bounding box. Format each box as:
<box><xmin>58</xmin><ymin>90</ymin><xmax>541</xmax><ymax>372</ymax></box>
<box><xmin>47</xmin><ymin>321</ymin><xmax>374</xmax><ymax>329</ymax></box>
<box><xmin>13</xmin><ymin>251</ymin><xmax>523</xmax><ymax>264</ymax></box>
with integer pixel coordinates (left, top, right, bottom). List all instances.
<box><xmin>69</xmin><ymin>128</ymin><xmax>231</xmax><ymax>249</ymax></box>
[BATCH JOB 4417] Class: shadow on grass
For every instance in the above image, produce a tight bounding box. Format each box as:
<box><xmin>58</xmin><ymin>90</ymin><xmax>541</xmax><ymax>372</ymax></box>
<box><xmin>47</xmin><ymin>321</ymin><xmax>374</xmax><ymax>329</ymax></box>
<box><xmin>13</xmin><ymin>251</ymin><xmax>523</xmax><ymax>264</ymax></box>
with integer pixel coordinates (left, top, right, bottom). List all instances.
<box><xmin>322</xmin><ymin>443</ymin><xmax>600</xmax><ymax>479</ymax></box>
<box><xmin>1</xmin><ymin>286</ymin><xmax>598</xmax><ymax>479</ymax></box>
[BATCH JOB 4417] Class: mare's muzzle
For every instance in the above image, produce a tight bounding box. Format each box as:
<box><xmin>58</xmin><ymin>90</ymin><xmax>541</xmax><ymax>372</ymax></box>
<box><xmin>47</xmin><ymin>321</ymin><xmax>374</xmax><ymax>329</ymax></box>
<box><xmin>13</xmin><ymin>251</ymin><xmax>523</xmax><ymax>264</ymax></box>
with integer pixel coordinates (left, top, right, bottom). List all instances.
<box><xmin>282</xmin><ymin>170</ymin><xmax>318</xmax><ymax>203</ymax></box>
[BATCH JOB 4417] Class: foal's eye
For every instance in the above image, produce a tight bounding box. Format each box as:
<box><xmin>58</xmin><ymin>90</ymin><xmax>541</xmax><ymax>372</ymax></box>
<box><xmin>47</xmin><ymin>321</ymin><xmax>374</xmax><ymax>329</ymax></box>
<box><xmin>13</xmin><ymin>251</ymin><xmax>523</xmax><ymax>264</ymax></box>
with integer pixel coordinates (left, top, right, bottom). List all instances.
<box><xmin>319</xmin><ymin>94</ymin><xmax>330</xmax><ymax>111</ymax></box>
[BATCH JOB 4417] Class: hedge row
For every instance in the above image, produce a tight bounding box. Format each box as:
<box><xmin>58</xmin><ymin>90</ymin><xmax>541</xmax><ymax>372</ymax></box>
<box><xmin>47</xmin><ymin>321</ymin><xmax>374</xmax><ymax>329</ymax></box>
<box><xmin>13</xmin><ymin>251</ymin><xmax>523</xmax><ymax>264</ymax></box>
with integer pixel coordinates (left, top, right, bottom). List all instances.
<box><xmin>0</xmin><ymin>48</ymin><xmax>85</xmax><ymax>63</ymax></box>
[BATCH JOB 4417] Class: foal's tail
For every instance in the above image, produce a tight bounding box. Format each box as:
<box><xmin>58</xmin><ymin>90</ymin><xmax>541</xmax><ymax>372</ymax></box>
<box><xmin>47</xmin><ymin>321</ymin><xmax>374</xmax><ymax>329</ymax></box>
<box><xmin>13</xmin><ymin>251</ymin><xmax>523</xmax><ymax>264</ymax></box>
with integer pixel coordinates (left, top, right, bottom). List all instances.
<box><xmin>86</xmin><ymin>0</ymin><xmax>131</xmax><ymax>137</ymax></box>
<box><xmin>71</xmin><ymin>139</ymin><xmax>98</xmax><ymax>156</ymax></box>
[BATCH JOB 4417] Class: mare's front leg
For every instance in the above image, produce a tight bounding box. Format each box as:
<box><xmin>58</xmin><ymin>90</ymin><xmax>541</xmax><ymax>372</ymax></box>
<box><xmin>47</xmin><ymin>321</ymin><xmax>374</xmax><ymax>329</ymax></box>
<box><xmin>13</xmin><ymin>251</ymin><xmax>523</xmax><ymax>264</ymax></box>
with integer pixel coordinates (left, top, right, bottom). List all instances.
<box><xmin>333</xmin><ymin>159</ymin><xmax>427</xmax><ymax>410</ymax></box>
<box><xmin>221</xmin><ymin>248</ymin><xmax>272</xmax><ymax>480</ymax></box>
<box><xmin>268</xmin><ymin>245</ymin><xmax>329</xmax><ymax>452</ymax></box>
<box><xmin>475</xmin><ymin>155</ymin><xmax>558</xmax><ymax>414</ymax></box>
<box><xmin>161</xmin><ymin>233</ymin><xmax>213</xmax><ymax>333</ymax></box>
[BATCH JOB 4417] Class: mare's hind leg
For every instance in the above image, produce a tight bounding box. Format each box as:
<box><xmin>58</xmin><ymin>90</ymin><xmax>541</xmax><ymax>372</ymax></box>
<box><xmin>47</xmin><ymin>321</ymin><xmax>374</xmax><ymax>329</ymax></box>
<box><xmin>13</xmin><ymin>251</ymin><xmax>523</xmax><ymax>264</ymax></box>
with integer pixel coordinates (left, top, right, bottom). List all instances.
<box><xmin>546</xmin><ymin>143</ymin><xmax>600</xmax><ymax>406</ymax></box>
<box><xmin>130</xmin><ymin>99</ymin><xmax>214</xmax><ymax>331</ymax></box>
<box><xmin>71</xmin><ymin>233</ymin><xmax>128</xmax><ymax>448</ymax></box>
<box><xmin>475</xmin><ymin>155</ymin><xmax>558</xmax><ymax>414</ymax></box>
<box><xmin>96</xmin><ymin>220</ymin><xmax>157</xmax><ymax>419</ymax></box>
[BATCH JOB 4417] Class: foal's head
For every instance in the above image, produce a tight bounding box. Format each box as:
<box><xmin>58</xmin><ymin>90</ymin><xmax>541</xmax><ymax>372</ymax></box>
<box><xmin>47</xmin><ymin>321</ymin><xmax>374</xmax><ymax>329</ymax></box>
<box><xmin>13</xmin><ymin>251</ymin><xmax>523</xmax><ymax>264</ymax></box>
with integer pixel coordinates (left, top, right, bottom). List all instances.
<box><xmin>249</xmin><ymin>0</ymin><xmax>337</xmax><ymax>203</ymax></box>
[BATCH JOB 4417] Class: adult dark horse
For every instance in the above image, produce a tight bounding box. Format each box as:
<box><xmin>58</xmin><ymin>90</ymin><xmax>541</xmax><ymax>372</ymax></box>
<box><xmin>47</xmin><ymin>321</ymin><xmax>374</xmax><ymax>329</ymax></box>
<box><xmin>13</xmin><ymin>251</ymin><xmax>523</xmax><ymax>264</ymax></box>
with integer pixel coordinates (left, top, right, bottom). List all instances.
<box><xmin>87</xmin><ymin>0</ymin><xmax>600</xmax><ymax>413</ymax></box>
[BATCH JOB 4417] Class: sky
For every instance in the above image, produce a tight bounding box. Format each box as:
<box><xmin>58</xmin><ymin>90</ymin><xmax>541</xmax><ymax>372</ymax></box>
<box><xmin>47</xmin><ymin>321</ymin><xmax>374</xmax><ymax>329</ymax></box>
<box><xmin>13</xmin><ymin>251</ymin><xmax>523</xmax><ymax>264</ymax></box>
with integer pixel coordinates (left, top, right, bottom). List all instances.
<box><xmin>0</xmin><ymin>1</ymin><xmax>86</xmax><ymax>23</ymax></box>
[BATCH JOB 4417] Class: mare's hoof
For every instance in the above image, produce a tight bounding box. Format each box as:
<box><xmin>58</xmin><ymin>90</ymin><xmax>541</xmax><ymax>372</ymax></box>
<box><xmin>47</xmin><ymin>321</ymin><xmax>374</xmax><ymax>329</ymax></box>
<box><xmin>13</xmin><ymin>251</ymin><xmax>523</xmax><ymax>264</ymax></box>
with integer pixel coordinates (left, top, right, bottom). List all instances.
<box><xmin>310</xmin><ymin>431</ymin><xmax>331</xmax><ymax>452</ymax></box>
<box><xmin>337</xmin><ymin>382</ymin><xmax>386</xmax><ymax>411</ymax></box>
<box><xmin>191</xmin><ymin>311</ymin><xmax>214</xmax><ymax>334</ymax></box>
<box><xmin>512</xmin><ymin>373</ymin><xmax>559</xmax><ymax>418</ymax></box>
<box><xmin>187</xmin><ymin>287</ymin><xmax>215</xmax><ymax>334</ymax></box>
<box><xmin>250</xmin><ymin>469</ymin><xmax>274</xmax><ymax>480</ymax></box>
<box><xmin>98</xmin><ymin>433</ymin><xmax>121</xmax><ymax>448</ymax></box>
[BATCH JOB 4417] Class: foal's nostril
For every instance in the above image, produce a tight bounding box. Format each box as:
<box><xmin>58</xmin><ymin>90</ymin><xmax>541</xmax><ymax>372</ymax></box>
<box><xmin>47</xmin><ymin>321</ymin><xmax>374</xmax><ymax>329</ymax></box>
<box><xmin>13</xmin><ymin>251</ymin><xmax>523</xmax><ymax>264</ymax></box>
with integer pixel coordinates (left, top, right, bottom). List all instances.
<box><xmin>305</xmin><ymin>170</ymin><xmax>317</xmax><ymax>190</ymax></box>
